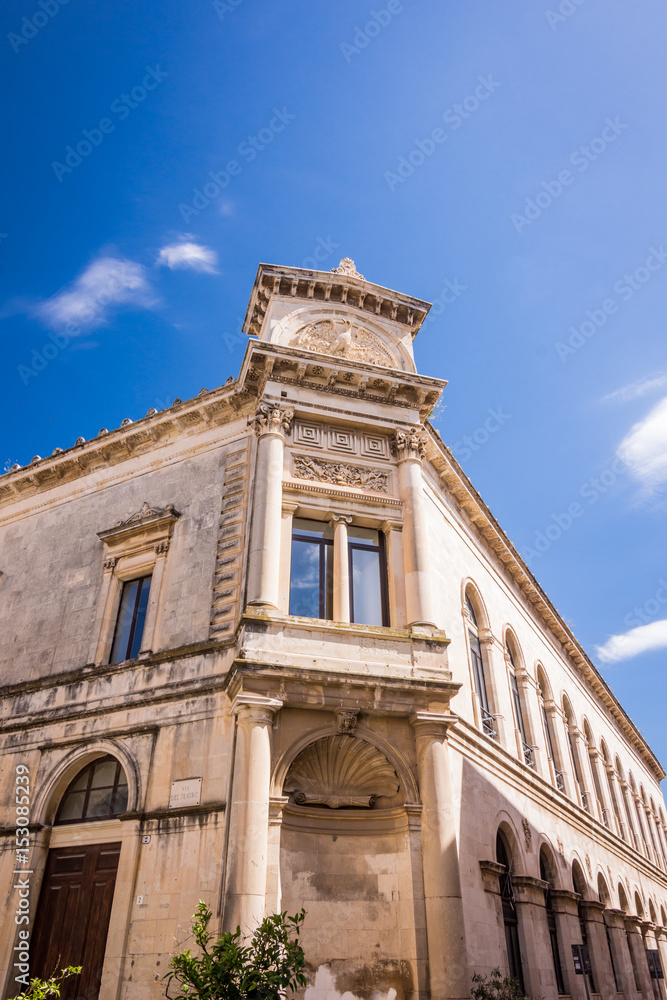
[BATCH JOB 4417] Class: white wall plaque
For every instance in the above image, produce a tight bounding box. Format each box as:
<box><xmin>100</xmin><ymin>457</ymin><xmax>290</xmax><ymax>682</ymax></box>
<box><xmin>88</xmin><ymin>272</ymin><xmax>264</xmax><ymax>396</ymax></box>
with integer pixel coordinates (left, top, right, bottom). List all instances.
<box><xmin>169</xmin><ymin>777</ymin><xmax>202</xmax><ymax>809</ymax></box>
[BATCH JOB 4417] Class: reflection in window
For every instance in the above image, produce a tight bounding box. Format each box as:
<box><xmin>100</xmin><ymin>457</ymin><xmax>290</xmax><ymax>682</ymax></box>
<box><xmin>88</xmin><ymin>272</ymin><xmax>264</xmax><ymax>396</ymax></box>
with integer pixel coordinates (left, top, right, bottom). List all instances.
<box><xmin>110</xmin><ymin>576</ymin><xmax>151</xmax><ymax>663</ymax></box>
<box><xmin>56</xmin><ymin>756</ymin><xmax>128</xmax><ymax>824</ymax></box>
<box><xmin>348</xmin><ymin>526</ymin><xmax>388</xmax><ymax>627</ymax></box>
<box><xmin>289</xmin><ymin>519</ymin><xmax>334</xmax><ymax>619</ymax></box>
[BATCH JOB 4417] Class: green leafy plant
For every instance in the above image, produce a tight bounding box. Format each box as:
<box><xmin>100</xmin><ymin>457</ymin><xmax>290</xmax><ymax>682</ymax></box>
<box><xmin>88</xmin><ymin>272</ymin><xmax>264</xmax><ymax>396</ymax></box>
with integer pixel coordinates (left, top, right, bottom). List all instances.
<box><xmin>9</xmin><ymin>967</ymin><xmax>82</xmax><ymax>1000</ymax></box>
<box><xmin>471</xmin><ymin>969</ymin><xmax>530</xmax><ymax>1000</ymax></box>
<box><xmin>166</xmin><ymin>902</ymin><xmax>307</xmax><ymax>1000</ymax></box>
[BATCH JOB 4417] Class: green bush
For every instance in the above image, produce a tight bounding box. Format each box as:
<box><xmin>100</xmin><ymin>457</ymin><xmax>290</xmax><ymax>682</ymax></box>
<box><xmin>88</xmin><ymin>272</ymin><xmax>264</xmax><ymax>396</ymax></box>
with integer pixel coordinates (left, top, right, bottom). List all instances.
<box><xmin>166</xmin><ymin>903</ymin><xmax>307</xmax><ymax>1000</ymax></box>
<box><xmin>9</xmin><ymin>967</ymin><xmax>82</xmax><ymax>1000</ymax></box>
<box><xmin>471</xmin><ymin>969</ymin><xmax>531</xmax><ymax>1000</ymax></box>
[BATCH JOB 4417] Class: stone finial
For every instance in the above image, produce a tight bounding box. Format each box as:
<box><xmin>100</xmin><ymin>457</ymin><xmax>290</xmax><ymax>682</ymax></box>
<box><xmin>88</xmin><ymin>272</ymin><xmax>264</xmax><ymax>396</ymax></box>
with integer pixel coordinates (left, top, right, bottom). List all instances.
<box><xmin>145</xmin><ymin>409</ymin><xmax>157</xmax><ymax>418</ymax></box>
<box><xmin>75</xmin><ymin>437</ymin><xmax>85</xmax><ymax>445</ymax></box>
<box><xmin>121</xmin><ymin>418</ymin><xmax>133</xmax><ymax>427</ymax></box>
<box><xmin>330</xmin><ymin>257</ymin><xmax>364</xmax><ymax>281</ymax></box>
<box><xmin>98</xmin><ymin>428</ymin><xmax>108</xmax><ymax>436</ymax></box>
<box><xmin>52</xmin><ymin>447</ymin><xmax>63</xmax><ymax>455</ymax></box>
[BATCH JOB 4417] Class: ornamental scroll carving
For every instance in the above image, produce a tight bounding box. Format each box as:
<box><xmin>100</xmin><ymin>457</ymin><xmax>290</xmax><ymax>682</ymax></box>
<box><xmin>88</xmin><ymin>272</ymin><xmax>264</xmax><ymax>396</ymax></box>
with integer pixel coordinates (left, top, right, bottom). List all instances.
<box><xmin>252</xmin><ymin>402</ymin><xmax>294</xmax><ymax>437</ymax></box>
<box><xmin>330</xmin><ymin>257</ymin><xmax>364</xmax><ymax>280</ymax></box>
<box><xmin>392</xmin><ymin>426</ymin><xmax>427</xmax><ymax>462</ymax></box>
<box><xmin>289</xmin><ymin>319</ymin><xmax>395</xmax><ymax>368</ymax></box>
<box><xmin>283</xmin><ymin>735</ymin><xmax>399</xmax><ymax>809</ymax></box>
<box><xmin>293</xmin><ymin>455</ymin><xmax>388</xmax><ymax>493</ymax></box>
<box><xmin>114</xmin><ymin>502</ymin><xmax>177</xmax><ymax>528</ymax></box>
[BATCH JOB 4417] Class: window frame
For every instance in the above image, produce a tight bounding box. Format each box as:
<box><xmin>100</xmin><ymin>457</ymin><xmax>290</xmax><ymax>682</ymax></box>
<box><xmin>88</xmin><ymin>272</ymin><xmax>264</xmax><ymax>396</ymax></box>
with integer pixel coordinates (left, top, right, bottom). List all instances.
<box><xmin>348</xmin><ymin>529</ymin><xmax>389</xmax><ymax>627</ymax></box>
<box><xmin>55</xmin><ymin>755</ymin><xmax>129</xmax><ymax>825</ymax></box>
<box><xmin>289</xmin><ymin>521</ymin><xmax>334</xmax><ymax>620</ymax></box>
<box><xmin>109</xmin><ymin>575</ymin><xmax>153</xmax><ymax>664</ymax></box>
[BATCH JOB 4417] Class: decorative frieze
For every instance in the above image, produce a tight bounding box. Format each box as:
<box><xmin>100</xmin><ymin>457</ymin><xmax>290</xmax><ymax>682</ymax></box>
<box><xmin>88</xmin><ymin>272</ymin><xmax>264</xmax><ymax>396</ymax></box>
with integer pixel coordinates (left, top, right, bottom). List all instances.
<box><xmin>293</xmin><ymin>455</ymin><xmax>388</xmax><ymax>493</ymax></box>
<box><xmin>289</xmin><ymin>318</ymin><xmax>395</xmax><ymax>368</ymax></box>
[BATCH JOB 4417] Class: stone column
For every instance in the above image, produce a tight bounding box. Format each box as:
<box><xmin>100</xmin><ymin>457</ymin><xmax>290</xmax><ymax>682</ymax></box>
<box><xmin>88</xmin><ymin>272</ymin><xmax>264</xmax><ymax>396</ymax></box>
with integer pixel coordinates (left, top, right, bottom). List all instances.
<box><xmin>410</xmin><ymin>712</ymin><xmax>467</xmax><ymax>1000</ymax></box>
<box><xmin>224</xmin><ymin>694</ymin><xmax>283</xmax><ymax>934</ymax></box>
<box><xmin>550</xmin><ymin>889</ymin><xmax>588</xmax><ymax>1000</ymax></box>
<box><xmin>394</xmin><ymin>427</ymin><xmax>437</xmax><ymax>628</ymax></box>
<box><xmin>604</xmin><ymin>908</ymin><xmax>640</xmax><ymax>1000</ymax></box>
<box><xmin>655</xmin><ymin>926</ymin><xmax>667</xmax><ymax>988</ymax></box>
<box><xmin>605</xmin><ymin>765</ymin><xmax>626</xmax><ymax>840</ymax></box>
<box><xmin>620</xmin><ymin>781</ymin><xmax>640</xmax><ymax>851</ymax></box>
<box><xmin>247</xmin><ymin>403</ymin><xmax>293</xmax><ymax>610</ymax></box>
<box><xmin>641</xmin><ymin>923</ymin><xmax>663</xmax><ymax>1000</ymax></box>
<box><xmin>331</xmin><ymin>514</ymin><xmax>352</xmax><ymax>623</ymax></box>
<box><xmin>625</xmin><ymin>916</ymin><xmax>654</xmax><ymax>999</ymax></box>
<box><xmin>140</xmin><ymin>540</ymin><xmax>169</xmax><ymax>653</ymax></box>
<box><xmin>580</xmin><ymin>899</ymin><xmax>618</xmax><ymax>1000</ymax></box>
<box><xmin>589</xmin><ymin>747</ymin><xmax>614</xmax><ymax>829</ymax></box>
<box><xmin>512</xmin><ymin>875</ymin><xmax>558</xmax><ymax>998</ymax></box>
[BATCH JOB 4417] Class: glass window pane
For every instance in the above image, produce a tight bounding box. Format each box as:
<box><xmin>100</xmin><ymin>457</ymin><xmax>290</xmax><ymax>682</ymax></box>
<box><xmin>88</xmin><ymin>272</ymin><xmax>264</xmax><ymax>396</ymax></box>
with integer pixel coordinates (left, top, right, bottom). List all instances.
<box><xmin>112</xmin><ymin>784</ymin><xmax>129</xmax><ymax>814</ymax></box>
<box><xmin>70</xmin><ymin>769</ymin><xmax>91</xmax><ymax>792</ymax></box>
<box><xmin>129</xmin><ymin>576</ymin><xmax>151</xmax><ymax>659</ymax></box>
<box><xmin>292</xmin><ymin>518</ymin><xmax>333</xmax><ymax>539</ymax></box>
<box><xmin>87</xmin><ymin>787</ymin><xmax>114</xmax><ymax>818</ymax></box>
<box><xmin>350</xmin><ymin>546</ymin><xmax>383</xmax><ymax>626</ymax></box>
<box><xmin>469</xmin><ymin>632</ymin><xmax>489</xmax><ymax>712</ymax></box>
<box><xmin>110</xmin><ymin>580</ymin><xmax>138</xmax><ymax>663</ymax></box>
<box><xmin>324</xmin><ymin>540</ymin><xmax>334</xmax><ymax>619</ymax></box>
<box><xmin>289</xmin><ymin>539</ymin><xmax>322</xmax><ymax>618</ymax></box>
<box><xmin>348</xmin><ymin>526</ymin><xmax>379</xmax><ymax>547</ymax></box>
<box><xmin>58</xmin><ymin>790</ymin><xmax>86</xmax><ymax>822</ymax></box>
<box><xmin>90</xmin><ymin>760</ymin><xmax>118</xmax><ymax>788</ymax></box>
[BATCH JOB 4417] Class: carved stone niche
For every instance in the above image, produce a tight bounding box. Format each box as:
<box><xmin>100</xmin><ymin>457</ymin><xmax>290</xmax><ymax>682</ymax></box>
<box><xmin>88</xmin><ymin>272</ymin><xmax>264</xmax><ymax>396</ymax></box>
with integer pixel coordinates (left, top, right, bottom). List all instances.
<box><xmin>283</xmin><ymin>735</ymin><xmax>399</xmax><ymax>809</ymax></box>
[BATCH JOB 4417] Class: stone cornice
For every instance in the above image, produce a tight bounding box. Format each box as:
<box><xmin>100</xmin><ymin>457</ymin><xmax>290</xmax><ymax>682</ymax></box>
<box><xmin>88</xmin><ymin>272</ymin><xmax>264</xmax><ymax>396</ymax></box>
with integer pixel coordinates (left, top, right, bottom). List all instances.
<box><xmin>242</xmin><ymin>262</ymin><xmax>431</xmax><ymax>340</ymax></box>
<box><xmin>238</xmin><ymin>341</ymin><xmax>444</xmax><ymax>419</ymax></box>
<box><xmin>425</xmin><ymin>423</ymin><xmax>665</xmax><ymax>783</ymax></box>
<box><xmin>0</xmin><ymin>380</ymin><xmax>249</xmax><ymax>507</ymax></box>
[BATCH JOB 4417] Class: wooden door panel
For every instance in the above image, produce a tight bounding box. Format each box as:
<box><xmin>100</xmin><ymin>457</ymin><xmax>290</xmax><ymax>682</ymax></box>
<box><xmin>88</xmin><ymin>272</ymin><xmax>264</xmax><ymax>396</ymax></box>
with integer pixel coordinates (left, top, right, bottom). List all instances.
<box><xmin>30</xmin><ymin>843</ymin><xmax>121</xmax><ymax>1000</ymax></box>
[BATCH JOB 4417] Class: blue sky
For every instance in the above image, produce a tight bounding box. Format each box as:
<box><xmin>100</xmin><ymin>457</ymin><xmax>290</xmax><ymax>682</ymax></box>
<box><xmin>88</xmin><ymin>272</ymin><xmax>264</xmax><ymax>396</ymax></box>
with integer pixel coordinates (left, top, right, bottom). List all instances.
<box><xmin>2</xmin><ymin>0</ymin><xmax>667</xmax><ymax>771</ymax></box>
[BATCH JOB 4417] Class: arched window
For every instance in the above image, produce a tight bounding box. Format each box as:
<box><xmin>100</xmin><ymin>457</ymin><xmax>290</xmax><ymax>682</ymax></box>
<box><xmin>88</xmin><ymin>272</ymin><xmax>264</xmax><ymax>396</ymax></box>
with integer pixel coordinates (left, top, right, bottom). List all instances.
<box><xmin>616</xmin><ymin>758</ymin><xmax>639</xmax><ymax>851</ymax></box>
<box><xmin>629</xmin><ymin>774</ymin><xmax>649</xmax><ymax>858</ymax></box>
<box><xmin>572</xmin><ymin>861</ymin><xmax>596</xmax><ymax>995</ymax></box>
<box><xmin>601</xmin><ymin>741</ymin><xmax>625</xmax><ymax>839</ymax></box>
<box><xmin>661</xmin><ymin>905</ymin><xmax>667</xmax><ymax>927</ymax></box>
<box><xmin>651</xmin><ymin>799</ymin><xmax>667</xmax><ymax>869</ymax></box>
<box><xmin>537</xmin><ymin>668</ymin><xmax>564</xmax><ymax>791</ymax></box>
<box><xmin>540</xmin><ymin>847</ymin><xmax>566</xmax><ymax>994</ymax></box>
<box><xmin>56</xmin><ymin>756</ymin><xmax>128</xmax><ymax>824</ymax></box>
<box><xmin>496</xmin><ymin>830</ymin><xmax>525</xmax><ymax>992</ymax></box>
<box><xmin>582</xmin><ymin>720</ymin><xmax>606</xmax><ymax>824</ymax></box>
<box><xmin>642</xmin><ymin>789</ymin><xmax>661</xmax><ymax>866</ymax></box>
<box><xmin>598</xmin><ymin>874</ymin><xmax>622</xmax><ymax>992</ymax></box>
<box><xmin>465</xmin><ymin>591</ymin><xmax>496</xmax><ymax>740</ymax></box>
<box><xmin>506</xmin><ymin>634</ymin><xmax>533</xmax><ymax>768</ymax></box>
<box><xmin>618</xmin><ymin>883</ymin><xmax>641</xmax><ymax>991</ymax></box>
<box><xmin>563</xmin><ymin>699</ymin><xmax>587</xmax><ymax>811</ymax></box>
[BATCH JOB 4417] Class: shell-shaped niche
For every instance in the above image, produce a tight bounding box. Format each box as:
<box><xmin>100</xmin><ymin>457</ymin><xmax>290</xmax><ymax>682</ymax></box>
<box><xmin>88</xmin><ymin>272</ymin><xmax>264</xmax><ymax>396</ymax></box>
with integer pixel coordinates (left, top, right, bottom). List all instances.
<box><xmin>283</xmin><ymin>735</ymin><xmax>400</xmax><ymax>809</ymax></box>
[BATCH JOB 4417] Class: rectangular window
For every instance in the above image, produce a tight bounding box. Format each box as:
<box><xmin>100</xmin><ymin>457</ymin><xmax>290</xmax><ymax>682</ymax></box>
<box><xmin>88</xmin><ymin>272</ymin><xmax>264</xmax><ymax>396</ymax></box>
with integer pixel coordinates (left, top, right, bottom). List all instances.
<box><xmin>348</xmin><ymin>526</ymin><xmax>388</xmax><ymax>627</ymax></box>
<box><xmin>110</xmin><ymin>575</ymin><xmax>151</xmax><ymax>663</ymax></box>
<box><xmin>289</xmin><ymin>519</ymin><xmax>333</xmax><ymax>619</ymax></box>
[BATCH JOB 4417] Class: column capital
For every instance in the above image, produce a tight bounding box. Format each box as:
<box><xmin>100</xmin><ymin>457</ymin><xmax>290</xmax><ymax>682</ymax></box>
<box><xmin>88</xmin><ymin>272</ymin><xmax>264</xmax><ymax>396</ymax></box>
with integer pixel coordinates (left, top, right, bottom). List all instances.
<box><xmin>579</xmin><ymin>899</ymin><xmax>607</xmax><ymax>922</ymax></box>
<box><xmin>252</xmin><ymin>401</ymin><xmax>294</xmax><ymax>439</ymax></box>
<box><xmin>512</xmin><ymin>874</ymin><xmax>550</xmax><ymax>903</ymax></box>
<box><xmin>550</xmin><ymin>888</ymin><xmax>582</xmax><ymax>915</ymax></box>
<box><xmin>230</xmin><ymin>693</ymin><xmax>283</xmax><ymax>724</ymax></box>
<box><xmin>392</xmin><ymin>425</ymin><xmax>427</xmax><ymax>463</ymax></box>
<box><xmin>409</xmin><ymin>711</ymin><xmax>457</xmax><ymax>739</ymax></box>
<box><xmin>603</xmin><ymin>907</ymin><xmax>629</xmax><ymax>929</ymax></box>
<box><xmin>330</xmin><ymin>513</ymin><xmax>353</xmax><ymax>525</ymax></box>
<box><xmin>624</xmin><ymin>914</ymin><xmax>644</xmax><ymax>931</ymax></box>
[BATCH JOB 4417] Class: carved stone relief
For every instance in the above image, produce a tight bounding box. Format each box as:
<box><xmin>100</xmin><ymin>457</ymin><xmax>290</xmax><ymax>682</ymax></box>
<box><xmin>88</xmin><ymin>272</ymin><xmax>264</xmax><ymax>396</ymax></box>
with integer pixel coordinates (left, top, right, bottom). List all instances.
<box><xmin>289</xmin><ymin>319</ymin><xmax>395</xmax><ymax>368</ymax></box>
<box><xmin>293</xmin><ymin>455</ymin><xmax>388</xmax><ymax>493</ymax></box>
<box><xmin>283</xmin><ymin>735</ymin><xmax>399</xmax><ymax>808</ymax></box>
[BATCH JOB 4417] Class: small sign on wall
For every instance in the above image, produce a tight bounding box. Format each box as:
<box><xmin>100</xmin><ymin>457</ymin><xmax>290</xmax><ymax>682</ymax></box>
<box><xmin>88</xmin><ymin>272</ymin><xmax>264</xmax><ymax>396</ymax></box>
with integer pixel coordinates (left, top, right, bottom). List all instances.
<box><xmin>169</xmin><ymin>778</ymin><xmax>202</xmax><ymax>809</ymax></box>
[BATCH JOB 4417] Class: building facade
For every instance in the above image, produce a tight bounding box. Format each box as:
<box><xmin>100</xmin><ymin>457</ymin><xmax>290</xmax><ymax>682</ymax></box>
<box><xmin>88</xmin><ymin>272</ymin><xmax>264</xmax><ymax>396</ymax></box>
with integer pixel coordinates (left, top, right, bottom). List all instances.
<box><xmin>1</xmin><ymin>258</ymin><xmax>666</xmax><ymax>1000</ymax></box>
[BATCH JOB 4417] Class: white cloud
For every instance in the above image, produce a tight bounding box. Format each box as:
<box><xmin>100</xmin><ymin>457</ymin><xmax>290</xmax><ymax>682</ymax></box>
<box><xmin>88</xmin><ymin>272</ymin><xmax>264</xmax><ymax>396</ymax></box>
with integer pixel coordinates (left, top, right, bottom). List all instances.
<box><xmin>35</xmin><ymin>256</ymin><xmax>155</xmax><ymax>332</ymax></box>
<box><xmin>157</xmin><ymin>240</ymin><xmax>218</xmax><ymax>274</ymax></box>
<box><xmin>604</xmin><ymin>373</ymin><xmax>667</xmax><ymax>404</ymax></box>
<box><xmin>617</xmin><ymin>395</ymin><xmax>667</xmax><ymax>491</ymax></box>
<box><xmin>595</xmin><ymin>619</ymin><xmax>667</xmax><ymax>664</ymax></box>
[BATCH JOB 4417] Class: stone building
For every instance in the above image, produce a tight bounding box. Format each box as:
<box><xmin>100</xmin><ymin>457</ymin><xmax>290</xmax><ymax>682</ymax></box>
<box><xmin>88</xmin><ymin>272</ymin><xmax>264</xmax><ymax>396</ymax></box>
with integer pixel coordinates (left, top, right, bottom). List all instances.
<box><xmin>1</xmin><ymin>258</ymin><xmax>666</xmax><ymax>1000</ymax></box>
